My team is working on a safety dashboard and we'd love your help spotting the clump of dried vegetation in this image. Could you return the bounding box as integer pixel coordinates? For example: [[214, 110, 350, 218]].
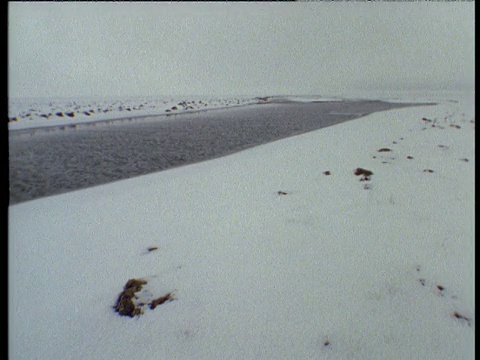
[[114, 278, 175, 318], [114, 278, 148, 317]]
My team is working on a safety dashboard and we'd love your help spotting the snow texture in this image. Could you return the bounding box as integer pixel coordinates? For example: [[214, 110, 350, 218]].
[[9, 92, 474, 359]]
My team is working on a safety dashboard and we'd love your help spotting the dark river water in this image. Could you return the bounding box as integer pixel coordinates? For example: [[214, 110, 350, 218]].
[[8, 100, 429, 204]]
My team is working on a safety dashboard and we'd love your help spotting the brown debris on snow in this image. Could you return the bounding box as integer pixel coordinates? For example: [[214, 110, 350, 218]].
[[377, 148, 392, 152], [353, 168, 373, 181], [114, 278, 148, 317], [149, 293, 174, 310]]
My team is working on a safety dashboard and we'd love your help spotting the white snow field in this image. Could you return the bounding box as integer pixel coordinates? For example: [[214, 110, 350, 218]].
[[9, 92, 474, 359]]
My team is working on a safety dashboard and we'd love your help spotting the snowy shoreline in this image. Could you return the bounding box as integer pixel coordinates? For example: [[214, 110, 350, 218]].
[[9, 92, 474, 359], [9, 98, 432, 205], [8, 95, 265, 131], [8, 94, 437, 132], [8, 95, 348, 131]]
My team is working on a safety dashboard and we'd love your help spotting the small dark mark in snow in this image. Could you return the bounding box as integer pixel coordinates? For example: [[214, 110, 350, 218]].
[[453, 311, 472, 326]]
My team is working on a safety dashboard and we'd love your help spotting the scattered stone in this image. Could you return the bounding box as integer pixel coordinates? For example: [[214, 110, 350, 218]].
[[419, 279, 426, 286], [65, 112, 75, 118], [323, 171, 331, 176], [459, 158, 469, 162], [377, 148, 392, 152], [353, 168, 373, 181], [423, 169, 434, 173], [354, 168, 373, 177], [450, 124, 461, 129], [406, 156, 414, 160], [147, 246, 158, 252], [277, 191, 288, 195], [56, 112, 64, 117]]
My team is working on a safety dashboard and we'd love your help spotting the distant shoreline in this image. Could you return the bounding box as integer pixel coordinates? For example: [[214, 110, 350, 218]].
[[8, 97, 436, 134]]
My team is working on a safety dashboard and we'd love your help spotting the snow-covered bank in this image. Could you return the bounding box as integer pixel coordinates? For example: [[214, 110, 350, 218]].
[[8, 95, 341, 131], [7, 96, 262, 130], [9, 94, 474, 359]]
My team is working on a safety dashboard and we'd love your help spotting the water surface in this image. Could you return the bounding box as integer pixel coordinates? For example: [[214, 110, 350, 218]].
[[9, 100, 430, 204]]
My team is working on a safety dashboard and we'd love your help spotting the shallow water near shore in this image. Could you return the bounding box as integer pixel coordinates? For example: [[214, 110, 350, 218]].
[[8, 100, 429, 204]]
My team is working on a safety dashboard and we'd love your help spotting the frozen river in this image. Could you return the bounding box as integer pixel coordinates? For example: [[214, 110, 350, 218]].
[[9, 99, 430, 204]]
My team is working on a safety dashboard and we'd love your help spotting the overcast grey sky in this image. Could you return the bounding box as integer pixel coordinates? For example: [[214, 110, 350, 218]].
[[8, 2, 474, 98]]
